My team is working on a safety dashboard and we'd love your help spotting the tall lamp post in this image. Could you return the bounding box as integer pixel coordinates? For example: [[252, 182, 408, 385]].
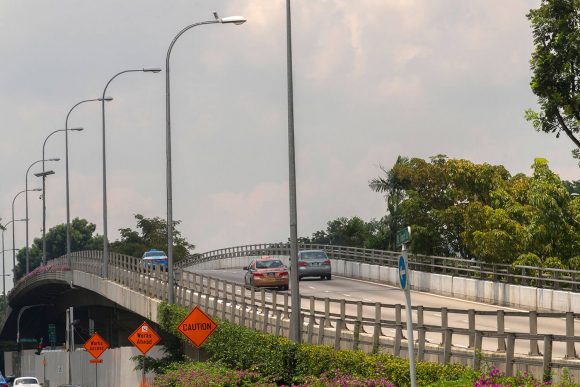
[[2, 219, 25, 295], [26, 158, 59, 274], [12, 188, 41, 284], [101, 68, 161, 279], [42, 128, 83, 266], [164, 12, 246, 304], [65, 98, 112, 269], [285, 0, 301, 342]]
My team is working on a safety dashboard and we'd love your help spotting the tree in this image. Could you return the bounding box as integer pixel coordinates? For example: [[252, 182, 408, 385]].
[[525, 0, 580, 162], [109, 214, 195, 262], [14, 218, 101, 280], [371, 156, 579, 266]]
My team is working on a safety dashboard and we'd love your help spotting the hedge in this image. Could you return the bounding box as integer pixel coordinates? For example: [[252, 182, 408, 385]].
[[157, 302, 468, 386]]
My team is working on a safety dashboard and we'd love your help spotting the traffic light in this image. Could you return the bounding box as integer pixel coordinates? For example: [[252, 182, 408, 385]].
[[35, 338, 44, 355]]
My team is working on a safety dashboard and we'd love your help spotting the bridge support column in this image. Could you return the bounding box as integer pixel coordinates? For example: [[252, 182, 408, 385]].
[[394, 323, 402, 356], [356, 301, 366, 333], [473, 331, 483, 370], [417, 326, 426, 361], [318, 317, 326, 345], [566, 312, 577, 358], [497, 310, 506, 352], [505, 333, 515, 376], [334, 318, 343, 350], [443, 328, 453, 364], [325, 298, 332, 327], [353, 320, 361, 351], [374, 303, 383, 336], [440, 307, 448, 345], [529, 310, 540, 356], [468, 309, 476, 348], [543, 334, 553, 383]]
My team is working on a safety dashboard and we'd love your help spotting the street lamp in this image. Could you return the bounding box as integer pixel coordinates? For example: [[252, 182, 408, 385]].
[[12, 189, 40, 284], [2, 219, 25, 295], [65, 99, 111, 270], [101, 67, 161, 279], [42, 128, 83, 266], [164, 12, 246, 304], [26, 158, 59, 274], [285, 0, 301, 343]]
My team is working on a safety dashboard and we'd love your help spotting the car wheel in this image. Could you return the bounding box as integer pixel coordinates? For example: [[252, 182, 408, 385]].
[[320, 275, 325, 280], [326, 274, 332, 280]]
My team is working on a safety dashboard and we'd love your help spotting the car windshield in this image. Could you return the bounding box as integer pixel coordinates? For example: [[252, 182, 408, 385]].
[[300, 251, 328, 260], [256, 260, 284, 269], [16, 378, 38, 385], [144, 251, 165, 257]]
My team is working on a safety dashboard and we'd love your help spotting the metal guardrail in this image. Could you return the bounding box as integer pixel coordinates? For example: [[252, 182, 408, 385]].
[[176, 243, 580, 291]]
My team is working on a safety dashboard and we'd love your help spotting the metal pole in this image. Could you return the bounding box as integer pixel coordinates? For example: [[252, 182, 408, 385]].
[[1, 228, 5, 295], [12, 190, 32, 283], [286, 0, 301, 343], [165, 19, 219, 304], [25, 159, 47, 274], [101, 69, 159, 279], [65, 99, 104, 269], [401, 245, 417, 387]]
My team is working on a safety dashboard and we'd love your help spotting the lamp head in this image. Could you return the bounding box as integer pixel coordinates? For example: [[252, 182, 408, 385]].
[[49, 158, 60, 162], [32, 188, 42, 192], [100, 97, 113, 102], [143, 67, 162, 73], [220, 15, 247, 25], [70, 127, 84, 132]]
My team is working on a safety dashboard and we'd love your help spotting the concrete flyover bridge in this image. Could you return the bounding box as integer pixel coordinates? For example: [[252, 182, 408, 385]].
[[2, 244, 579, 383]]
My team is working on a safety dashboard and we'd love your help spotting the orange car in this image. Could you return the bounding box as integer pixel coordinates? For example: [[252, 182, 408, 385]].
[[243, 257, 289, 290]]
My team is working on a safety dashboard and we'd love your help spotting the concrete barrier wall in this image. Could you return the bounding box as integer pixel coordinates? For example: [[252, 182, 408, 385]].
[[7, 346, 163, 387], [188, 256, 578, 312]]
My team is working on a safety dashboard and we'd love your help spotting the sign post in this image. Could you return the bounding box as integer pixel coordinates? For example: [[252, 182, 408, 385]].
[[129, 322, 161, 386], [83, 332, 109, 387], [177, 306, 217, 349], [398, 228, 417, 387]]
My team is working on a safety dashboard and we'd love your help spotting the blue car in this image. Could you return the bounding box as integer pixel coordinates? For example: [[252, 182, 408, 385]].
[[142, 249, 168, 269]]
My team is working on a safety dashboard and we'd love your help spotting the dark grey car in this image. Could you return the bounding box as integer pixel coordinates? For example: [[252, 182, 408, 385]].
[[297, 250, 331, 280]]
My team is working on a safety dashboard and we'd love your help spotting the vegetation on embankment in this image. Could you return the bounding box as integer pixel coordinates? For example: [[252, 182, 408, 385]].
[[137, 303, 576, 386]]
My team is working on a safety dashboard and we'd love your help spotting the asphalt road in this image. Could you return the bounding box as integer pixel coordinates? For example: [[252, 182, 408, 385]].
[[187, 267, 579, 358]]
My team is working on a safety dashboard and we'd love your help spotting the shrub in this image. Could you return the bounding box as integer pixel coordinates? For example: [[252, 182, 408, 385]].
[[154, 361, 274, 387]]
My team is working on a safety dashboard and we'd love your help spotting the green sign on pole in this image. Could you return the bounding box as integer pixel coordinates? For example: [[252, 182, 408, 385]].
[[396, 226, 411, 247], [48, 323, 56, 348]]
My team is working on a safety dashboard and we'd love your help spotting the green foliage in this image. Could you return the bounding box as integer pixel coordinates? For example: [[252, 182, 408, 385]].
[[526, 0, 580, 162], [109, 214, 194, 262], [154, 361, 274, 387], [15, 217, 101, 279], [157, 303, 468, 386], [369, 156, 580, 266]]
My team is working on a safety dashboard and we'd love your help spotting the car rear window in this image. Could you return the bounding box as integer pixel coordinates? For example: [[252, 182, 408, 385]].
[[256, 260, 284, 269], [300, 251, 328, 260]]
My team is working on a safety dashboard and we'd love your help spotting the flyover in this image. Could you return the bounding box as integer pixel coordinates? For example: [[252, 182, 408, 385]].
[[1, 244, 579, 383]]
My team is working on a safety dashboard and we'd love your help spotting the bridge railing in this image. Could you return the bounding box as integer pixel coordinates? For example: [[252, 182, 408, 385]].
[[176, 243, 580, 291], [10, 249, 580, 381]]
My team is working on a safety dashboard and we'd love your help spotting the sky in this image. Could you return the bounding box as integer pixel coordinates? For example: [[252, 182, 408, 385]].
[[0, 1, 578, 288]]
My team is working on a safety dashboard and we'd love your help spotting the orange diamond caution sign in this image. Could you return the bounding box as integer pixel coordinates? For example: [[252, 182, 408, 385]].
[[177, 306, 217, 348], [83, 332, 109, 359], [129, 321, 161, 355]]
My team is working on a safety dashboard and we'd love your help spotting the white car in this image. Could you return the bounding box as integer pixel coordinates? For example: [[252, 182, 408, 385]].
[[14, 377, 41, 387]]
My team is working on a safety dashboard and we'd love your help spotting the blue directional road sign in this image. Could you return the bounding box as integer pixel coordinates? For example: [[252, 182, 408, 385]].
[[398, 254, 408, 290]]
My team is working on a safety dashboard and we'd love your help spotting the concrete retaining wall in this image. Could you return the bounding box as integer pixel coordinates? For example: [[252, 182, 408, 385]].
[[5, 346, 163, 387]]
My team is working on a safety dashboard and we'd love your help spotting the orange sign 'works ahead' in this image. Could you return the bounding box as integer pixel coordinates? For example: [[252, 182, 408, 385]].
[[177, 306, 217, 348], [129, 322, 161, 355], [83, 332, 109, 359]]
